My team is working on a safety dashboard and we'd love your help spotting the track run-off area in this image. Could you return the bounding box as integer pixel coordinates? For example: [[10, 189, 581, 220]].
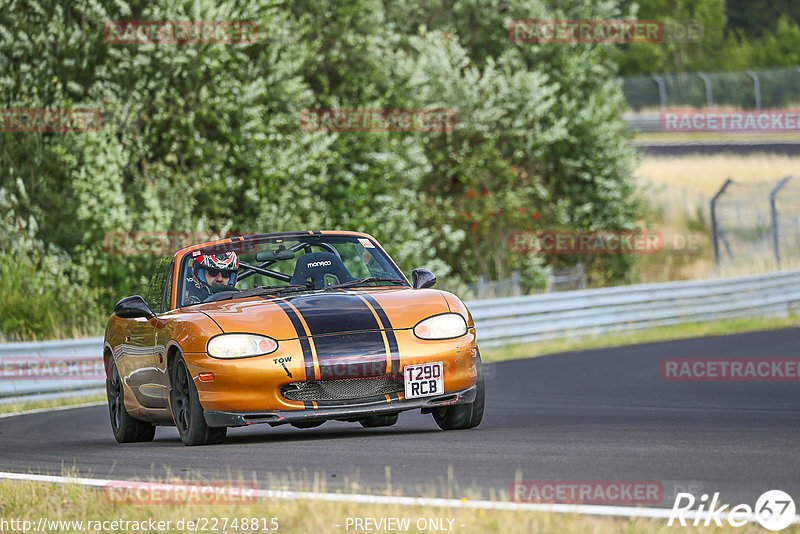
[[1, 328, 798, 521]]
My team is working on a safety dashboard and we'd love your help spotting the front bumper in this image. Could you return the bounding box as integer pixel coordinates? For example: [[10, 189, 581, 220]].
[[188, 328, 478, 413], [203, 385, 477, 427]]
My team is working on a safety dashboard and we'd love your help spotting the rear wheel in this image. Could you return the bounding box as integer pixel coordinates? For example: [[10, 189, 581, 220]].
[[432, 350, 485, 430], [107, 361, 155, 443], [360, 414, 399, 428], [170, 357, 226, 446]]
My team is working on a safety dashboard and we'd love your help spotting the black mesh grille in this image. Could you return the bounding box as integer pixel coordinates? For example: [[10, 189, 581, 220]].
[[282, 376, 403, 401]]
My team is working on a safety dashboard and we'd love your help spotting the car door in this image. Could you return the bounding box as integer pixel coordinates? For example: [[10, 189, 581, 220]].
[[122, 257, 172, 409], [150, 257, 175, 407]]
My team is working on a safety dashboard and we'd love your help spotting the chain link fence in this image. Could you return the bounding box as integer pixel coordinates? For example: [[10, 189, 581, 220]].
[[711, 177, 800, 271], [639, 181, 710, 223], [621, 66, 800, 111], [464, 264, 587, 299]]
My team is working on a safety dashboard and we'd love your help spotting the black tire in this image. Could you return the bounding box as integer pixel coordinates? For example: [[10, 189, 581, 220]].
[[432, 350, 485, 430], [170, 357, 226, 446], [360, 413, 399, 428], [106, 361, 156, 443]]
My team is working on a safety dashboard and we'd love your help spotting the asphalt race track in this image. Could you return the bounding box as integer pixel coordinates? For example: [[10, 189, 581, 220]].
[[1, 328, 798, 509]]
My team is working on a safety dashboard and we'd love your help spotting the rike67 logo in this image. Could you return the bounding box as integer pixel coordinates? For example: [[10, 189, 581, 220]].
[[669, 490, 797, 531]]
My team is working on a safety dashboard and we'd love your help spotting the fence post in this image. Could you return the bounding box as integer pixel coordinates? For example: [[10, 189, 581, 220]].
[[746, 69, 761, 110], [651, 74, 667, 108], [770, 176, 792, 270], [711, 178, 733, 268], [476, 276, 486, 299], [697, 71, 713, 106], [511, 271, 520, 295], [576, 262, 586, 289]]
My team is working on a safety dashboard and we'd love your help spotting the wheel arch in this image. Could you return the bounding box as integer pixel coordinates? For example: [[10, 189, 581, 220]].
[[166, 342, 183, 383], [103, 346, 113, 377]]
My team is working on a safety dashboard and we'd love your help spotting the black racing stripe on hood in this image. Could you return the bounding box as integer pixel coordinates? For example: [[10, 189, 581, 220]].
[[313, 331, 388, 379], [272, 299, 315, 381], [285, 293, 382, 336], [354, 292, 401, 377]]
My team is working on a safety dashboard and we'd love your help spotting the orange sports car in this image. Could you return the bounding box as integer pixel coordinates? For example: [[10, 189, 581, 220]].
[[104, 231, 484, 445]]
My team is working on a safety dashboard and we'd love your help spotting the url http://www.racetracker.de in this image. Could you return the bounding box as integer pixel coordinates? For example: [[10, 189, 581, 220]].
[[0, 516, 280, 532]]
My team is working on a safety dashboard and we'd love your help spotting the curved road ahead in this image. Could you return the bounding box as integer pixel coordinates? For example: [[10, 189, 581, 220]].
[[1, 328, 798, 508]]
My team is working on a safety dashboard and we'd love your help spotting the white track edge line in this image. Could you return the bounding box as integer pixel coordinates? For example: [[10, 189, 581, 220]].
[[1, 471, 798, 525], [0, 401, 105, 419]]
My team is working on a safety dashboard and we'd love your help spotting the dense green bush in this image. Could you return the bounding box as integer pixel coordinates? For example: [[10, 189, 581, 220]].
[[0, 179, 105, 339], [0, 0, 640, 339]]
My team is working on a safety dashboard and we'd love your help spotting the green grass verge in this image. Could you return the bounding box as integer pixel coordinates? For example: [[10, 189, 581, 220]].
[[481, 315, 800, 363], [0, 478, 786, 534], [0, 393, 106, 415]]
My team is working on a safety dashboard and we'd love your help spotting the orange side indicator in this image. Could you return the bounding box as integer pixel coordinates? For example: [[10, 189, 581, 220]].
[[198, 372, 215, 382]]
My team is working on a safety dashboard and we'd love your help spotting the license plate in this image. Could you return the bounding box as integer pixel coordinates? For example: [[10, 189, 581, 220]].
[[403, 362, 444, 399]]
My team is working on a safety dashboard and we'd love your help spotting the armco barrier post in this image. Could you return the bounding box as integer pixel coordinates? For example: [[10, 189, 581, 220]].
[[697, 71, 712, 106], [651, 74, 667, 108], [745, 69, 761, 110]]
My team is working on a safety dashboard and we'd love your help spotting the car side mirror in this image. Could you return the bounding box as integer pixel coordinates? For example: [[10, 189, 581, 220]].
[[114, 295, 155, 319], [412, 269, 436, 289]]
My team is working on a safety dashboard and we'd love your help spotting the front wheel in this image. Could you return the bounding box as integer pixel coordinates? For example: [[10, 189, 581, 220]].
[[432, 350, 485, 430], [107, 361, 155, 443], [170, 357, 226, 446]]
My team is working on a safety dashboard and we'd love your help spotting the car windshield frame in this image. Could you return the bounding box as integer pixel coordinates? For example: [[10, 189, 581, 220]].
[[175, 233, 410, 308]]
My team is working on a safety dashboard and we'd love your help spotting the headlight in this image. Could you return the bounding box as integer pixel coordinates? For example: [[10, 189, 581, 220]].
[[413, 313, 468, 340], [207, 334, 278, 359]]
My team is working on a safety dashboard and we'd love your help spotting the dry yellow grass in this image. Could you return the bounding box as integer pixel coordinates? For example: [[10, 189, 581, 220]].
[[635, 153, 800, 195], [632, 153, 800, 279]]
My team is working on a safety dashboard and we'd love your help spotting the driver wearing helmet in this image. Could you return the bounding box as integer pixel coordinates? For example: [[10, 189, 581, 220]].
[[185, 251, 239, 304]]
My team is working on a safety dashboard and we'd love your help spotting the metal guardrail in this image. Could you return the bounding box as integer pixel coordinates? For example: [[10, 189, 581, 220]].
[[2, 269, 799, 402], [0, 338, 104, 403], [469, 269, 800, 347], [624, 113, 662, 133]]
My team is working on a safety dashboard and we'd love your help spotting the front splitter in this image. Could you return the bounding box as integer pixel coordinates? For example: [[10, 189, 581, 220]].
[[203, 386, 477, 427]]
